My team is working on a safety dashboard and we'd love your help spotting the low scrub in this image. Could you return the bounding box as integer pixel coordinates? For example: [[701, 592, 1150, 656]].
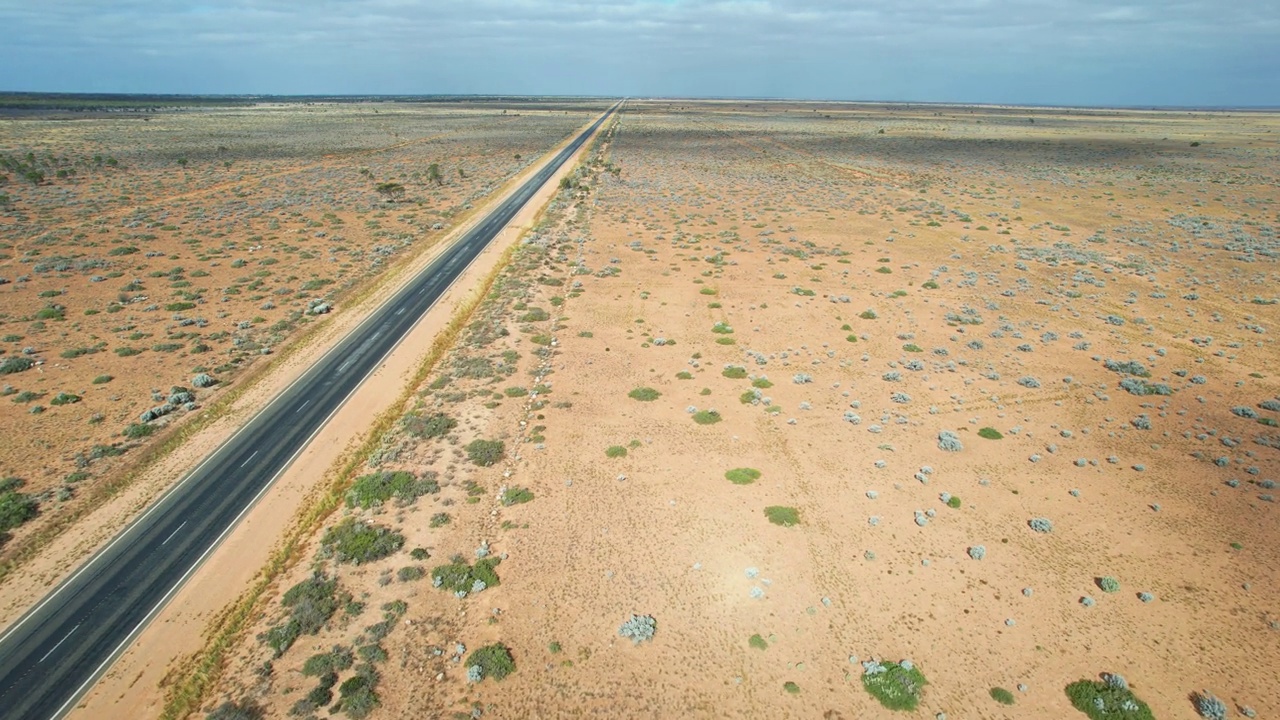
[[991, 687, 1015, 705], [431, 556, 501, 595], [977, 427, 1003, 440], [346, 471, 439, 509], [862, 660, 927, 712], [467, 643, 516, 682], [764, 506, 799, 526], [464, 438, 505, 466], [692, 410, 722, 425], [0, 357, 33, 375], [321, 518, 404, 564], [1065, 676, 1154, 720], [725, 468, 761, 485], [402, 412, 456, 439], [628, 386, 661, 401], [0, 479, 39, 534], [500, 486, 534, 505], [262, 573, 339, 657]]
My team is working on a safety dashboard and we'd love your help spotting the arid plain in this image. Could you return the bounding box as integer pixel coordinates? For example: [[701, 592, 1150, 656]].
[[6, 100, 1280, 720]]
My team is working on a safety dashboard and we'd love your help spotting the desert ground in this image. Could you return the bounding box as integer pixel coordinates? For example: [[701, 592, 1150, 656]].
[[0, 100, 601, 580], [9, 98, 1280, 720]]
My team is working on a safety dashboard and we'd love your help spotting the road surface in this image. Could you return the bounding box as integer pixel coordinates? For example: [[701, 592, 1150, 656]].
[[0, 102, 617, 720]]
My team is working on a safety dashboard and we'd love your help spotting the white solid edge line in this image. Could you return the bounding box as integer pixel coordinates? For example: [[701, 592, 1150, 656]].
[[0, 106, 612, 653], [43, 104, 616, 720]]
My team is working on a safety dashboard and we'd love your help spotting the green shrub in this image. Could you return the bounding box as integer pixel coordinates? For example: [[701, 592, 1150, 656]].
[[991, 687, 1015, 705], [748, 634, 768, 650], [859, 309, 878, 320], [922, 280, 939, 289], [205, 700, 265, 720], [35, 305, 65, 320], [783, 681, 801, 694], [764, 506, 799, 526], [977, 427, 1003, 440], [676, 371, 693, 380], [92, 374, 113, 384], [751, 377, 773, 389], [1065, 678, 1154, 720], [123, 423, 156, 439], [60, 346, 99, 359], [722, 366, 747, 379], [397, 566, 426, 582], [862, 660, 927, 711], [500, 486, 534, 505], [464, 438, 505, 466], [0, 357, 33, 375], [346, 471, 438, 509], [947, 496, 962, 509], [321, 518, 404, 564], [605, 445, 628, 458], [0, 485, 39, 533], [504, 386, 528, 397], [1099, 576, 1120, 593], [402, 412, 456, 439], [467, 643, 516, 681], [725, 468, 761, 485], [302, 646, 354, 677], [431, 557, 501, 594], [902, 344, 922, 353], [336, 665, 379, 718], [166, 302, 197, 312], [429, 512, 451, 528], [628, 387, 661, 401], [115, 346, 142, 357], [12, 391, 42, 404], [263, 573, 339, 656], [692, 410, 722, 425]]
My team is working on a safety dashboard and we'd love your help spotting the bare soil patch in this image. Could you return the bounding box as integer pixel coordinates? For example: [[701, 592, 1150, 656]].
[[200, 101, 1279, 720]]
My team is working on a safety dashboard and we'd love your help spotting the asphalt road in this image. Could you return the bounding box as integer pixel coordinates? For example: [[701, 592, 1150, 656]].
[[0, 102, 617, 720]]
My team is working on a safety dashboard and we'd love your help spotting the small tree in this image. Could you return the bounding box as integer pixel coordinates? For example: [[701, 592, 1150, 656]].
[[374, 182, 404, 202], [427, 163, 442, 185]]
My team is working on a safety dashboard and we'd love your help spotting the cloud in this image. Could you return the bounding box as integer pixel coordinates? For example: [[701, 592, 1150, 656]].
[[0, 0, 1276, 104]]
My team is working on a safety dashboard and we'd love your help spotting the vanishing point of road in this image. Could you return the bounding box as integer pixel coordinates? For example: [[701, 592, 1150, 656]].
[[0, 102, 618, 720]]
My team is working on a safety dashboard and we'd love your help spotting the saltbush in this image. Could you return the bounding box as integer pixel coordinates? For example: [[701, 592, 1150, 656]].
[[937, 431, 963, 452], [618, 614, 657, 644]]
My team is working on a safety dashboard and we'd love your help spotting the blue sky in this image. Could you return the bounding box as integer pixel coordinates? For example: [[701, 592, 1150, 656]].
[[2, 0, 1277, 106]]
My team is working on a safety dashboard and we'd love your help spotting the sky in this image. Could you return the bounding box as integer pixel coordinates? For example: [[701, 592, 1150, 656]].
[[1, 0, 1277, 106]]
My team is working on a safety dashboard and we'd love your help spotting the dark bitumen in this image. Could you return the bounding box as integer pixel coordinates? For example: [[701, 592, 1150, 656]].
[[0, 102, 618, 720]]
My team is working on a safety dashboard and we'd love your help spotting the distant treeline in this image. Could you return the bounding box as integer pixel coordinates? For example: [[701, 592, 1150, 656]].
[[0, 92, 610, 112]]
